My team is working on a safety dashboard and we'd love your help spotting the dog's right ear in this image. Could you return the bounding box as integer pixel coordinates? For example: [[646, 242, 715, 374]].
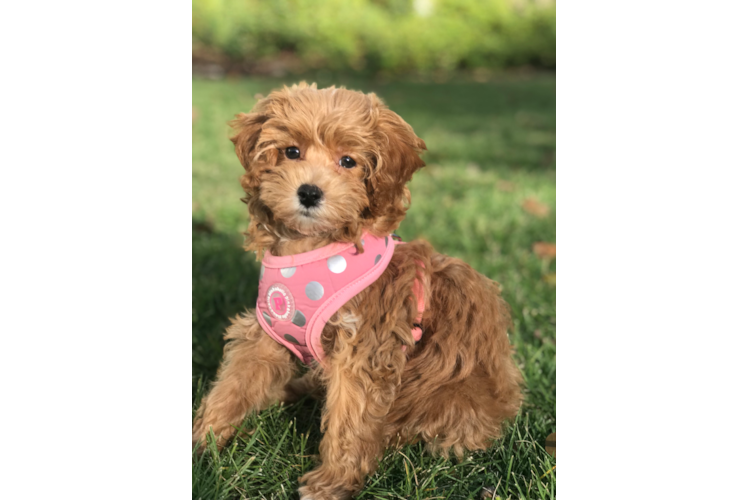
[[229, 108, 270, 192]]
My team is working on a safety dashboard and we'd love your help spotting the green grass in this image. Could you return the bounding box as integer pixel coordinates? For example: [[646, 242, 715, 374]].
[[193, 74, 556, 499]]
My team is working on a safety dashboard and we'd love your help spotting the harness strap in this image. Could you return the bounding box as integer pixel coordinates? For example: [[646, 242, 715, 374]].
[[411, 262, 425, 343], [394, 235, 426, 347]]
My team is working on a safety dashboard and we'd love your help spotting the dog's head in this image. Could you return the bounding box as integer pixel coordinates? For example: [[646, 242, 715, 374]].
[[230, 82, 426, 257]]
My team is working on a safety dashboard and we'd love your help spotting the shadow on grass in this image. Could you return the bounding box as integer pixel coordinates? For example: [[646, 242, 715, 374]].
[[192, 219, 259, 391]]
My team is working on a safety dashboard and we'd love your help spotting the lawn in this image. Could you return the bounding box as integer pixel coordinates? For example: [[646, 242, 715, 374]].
[[192, 74, 556, 499]]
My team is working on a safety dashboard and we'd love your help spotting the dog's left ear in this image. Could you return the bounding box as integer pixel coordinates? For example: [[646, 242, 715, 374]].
[[367, 95, 427, 234]]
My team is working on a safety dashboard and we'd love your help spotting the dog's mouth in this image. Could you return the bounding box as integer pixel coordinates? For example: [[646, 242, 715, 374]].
[[299, 205, 320, 218], [282, 204, 331, 235]]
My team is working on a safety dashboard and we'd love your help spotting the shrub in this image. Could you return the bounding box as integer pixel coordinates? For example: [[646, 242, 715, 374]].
[[192, 0, 555, 74]]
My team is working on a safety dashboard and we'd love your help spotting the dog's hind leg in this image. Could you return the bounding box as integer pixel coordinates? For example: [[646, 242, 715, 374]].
[[388, 366, 522, 458], [192, 311, 295, 451], [384, 257, 524, 457]]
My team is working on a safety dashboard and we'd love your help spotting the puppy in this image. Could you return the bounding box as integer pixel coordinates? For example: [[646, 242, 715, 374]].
[[192, 82, 523, 500]]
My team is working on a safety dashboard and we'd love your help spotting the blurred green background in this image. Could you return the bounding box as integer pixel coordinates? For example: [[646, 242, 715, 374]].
[[193, 0, 555, 77], [193, 2, 555, 499]]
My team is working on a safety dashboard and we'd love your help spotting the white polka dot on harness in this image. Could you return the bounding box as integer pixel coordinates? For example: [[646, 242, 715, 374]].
[[280, 267, 296, 278], [327, 255, 347, 273], [305, 281, 324, 300], [284, 334, 300, 345], [292, 310, 306, 327], [262, 311, 272, 326]]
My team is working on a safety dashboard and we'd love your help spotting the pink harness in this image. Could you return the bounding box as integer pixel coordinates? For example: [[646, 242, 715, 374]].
[[256, 233, 424, 365]]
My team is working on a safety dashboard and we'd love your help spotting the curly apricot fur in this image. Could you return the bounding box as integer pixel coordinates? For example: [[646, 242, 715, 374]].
[[193, 83, 523, 500]]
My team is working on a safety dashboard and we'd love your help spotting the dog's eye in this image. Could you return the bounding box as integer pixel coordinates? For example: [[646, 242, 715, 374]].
[[285, 147, 301, 160], [339, 156, 356, 169]]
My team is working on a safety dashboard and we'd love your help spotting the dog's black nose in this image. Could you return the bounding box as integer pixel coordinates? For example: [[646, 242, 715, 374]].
[[297, 184, 323, 208]]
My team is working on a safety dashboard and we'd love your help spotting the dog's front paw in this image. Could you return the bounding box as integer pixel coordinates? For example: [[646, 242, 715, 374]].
[[298, 467, 356, 500], [298, 484, 344, 500], [192, 418, 210, 453], [297, 485, 327, 500], [192, 417, 236, 454]]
